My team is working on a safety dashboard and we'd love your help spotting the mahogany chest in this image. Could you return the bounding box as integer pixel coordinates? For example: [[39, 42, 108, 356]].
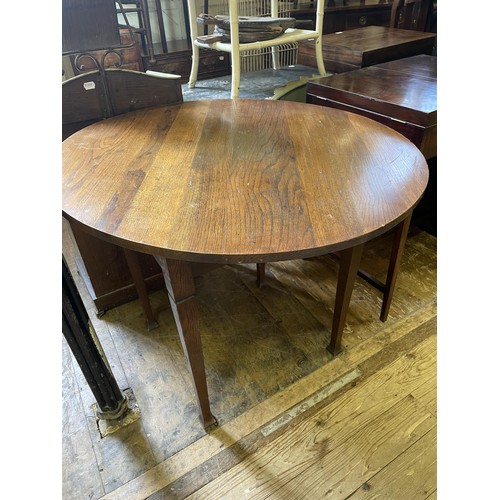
[[306, 54, 437, 159]]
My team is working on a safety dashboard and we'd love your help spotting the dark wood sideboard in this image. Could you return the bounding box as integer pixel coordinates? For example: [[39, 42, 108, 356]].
[[306, 54, 437, 159], [298, 25, 436, 73]]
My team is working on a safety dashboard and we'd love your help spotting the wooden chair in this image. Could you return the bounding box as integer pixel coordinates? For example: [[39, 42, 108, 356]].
[[63, 68, 183, 328], [186, 0, 327, 98]]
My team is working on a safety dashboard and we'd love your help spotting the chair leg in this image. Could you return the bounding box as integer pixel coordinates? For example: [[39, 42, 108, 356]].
[[123, 247, 159, 330], [188, 44, 200, 89], [271, 46, 280, 70], [230, 51, 241, 99], [315, 37, 327, 76]]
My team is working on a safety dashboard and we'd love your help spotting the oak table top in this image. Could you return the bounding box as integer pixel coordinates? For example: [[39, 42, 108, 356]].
[[62, 99, 427, 263], [62, 99, 428, 428]]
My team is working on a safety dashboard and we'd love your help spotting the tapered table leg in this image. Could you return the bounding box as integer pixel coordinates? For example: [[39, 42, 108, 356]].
[[327, 243, 364, 356], [155, 256, 217, 429], [256, 263, 266, 288], [380, 214, 412, 322], [123, 247, 159, 330]]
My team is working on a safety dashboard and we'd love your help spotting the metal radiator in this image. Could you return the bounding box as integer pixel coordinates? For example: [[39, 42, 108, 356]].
[[207, 0, 299, 72]]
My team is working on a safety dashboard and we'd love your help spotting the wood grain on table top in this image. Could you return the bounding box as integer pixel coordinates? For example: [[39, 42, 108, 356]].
[[62, 99, 428, 263]]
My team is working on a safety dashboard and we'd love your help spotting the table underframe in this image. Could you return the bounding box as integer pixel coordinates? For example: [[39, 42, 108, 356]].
[[135, 213, 415, 428]]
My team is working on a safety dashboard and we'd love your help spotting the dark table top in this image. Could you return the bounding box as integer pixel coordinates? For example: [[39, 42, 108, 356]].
[[307, 54, 437, 127], [298, 26, 436, 73], [320, 26, 436, 52]]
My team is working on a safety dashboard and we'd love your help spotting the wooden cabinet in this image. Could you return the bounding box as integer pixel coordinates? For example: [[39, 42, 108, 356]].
[[67, 222, 164, 316], [298, 25, 436, 73], [344, 7, 392, 29], [293, 1, 392, 34], [306, 55, 437, 159], [147, 47, 230, 84]]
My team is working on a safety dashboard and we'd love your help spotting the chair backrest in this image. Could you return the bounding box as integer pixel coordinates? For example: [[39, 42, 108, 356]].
[[62, 68, 183, 140], [390, 0, 432, 31]]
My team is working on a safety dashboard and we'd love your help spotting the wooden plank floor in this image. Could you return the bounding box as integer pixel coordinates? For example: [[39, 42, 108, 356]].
[[62, 219, 437, 499]]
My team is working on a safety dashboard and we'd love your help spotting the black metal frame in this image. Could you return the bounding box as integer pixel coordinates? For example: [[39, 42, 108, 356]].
[[62, 258, 129, 420]]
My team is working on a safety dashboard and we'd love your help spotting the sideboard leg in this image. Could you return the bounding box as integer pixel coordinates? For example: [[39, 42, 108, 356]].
[[155, 256, 217, 429], [327, 243, 364, 356]]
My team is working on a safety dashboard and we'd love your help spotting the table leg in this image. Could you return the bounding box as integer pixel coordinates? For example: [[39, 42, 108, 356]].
[[380, 214, 412, 322], [256, 263, 266, 288], [155, 256, 217, 429], [123, 248, 159, 331], [327, 243, 364, 356]]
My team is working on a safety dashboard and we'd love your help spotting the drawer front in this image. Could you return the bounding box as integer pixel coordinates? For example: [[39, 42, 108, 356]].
[[147, 50, 230, 83], [198, 51, 230, 77], [345, 10, 390, 29]]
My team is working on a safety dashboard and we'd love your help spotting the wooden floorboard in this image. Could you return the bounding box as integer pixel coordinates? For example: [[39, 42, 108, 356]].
[[62, 220, 437, 499], [149, 323, 436, 499], [347, 428, 437, 499], [62, 338, 105, 499]]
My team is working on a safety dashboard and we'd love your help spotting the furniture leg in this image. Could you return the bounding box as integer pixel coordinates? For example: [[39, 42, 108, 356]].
[[229, 0, 241, 98], [230, 54, 241, 99], [123, 247, 159, 330], [188, 43, 200, 88], [380, 214, 412, 322], [314, 36, 327, 76], [271, 46, 280, 70], [155, 256, 217, 429], [256, 263, 266, 288], [327, 243, 364, 356]]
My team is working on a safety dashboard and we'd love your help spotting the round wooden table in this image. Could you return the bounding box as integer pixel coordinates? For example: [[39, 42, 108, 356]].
[[62, 99, 428, 428]]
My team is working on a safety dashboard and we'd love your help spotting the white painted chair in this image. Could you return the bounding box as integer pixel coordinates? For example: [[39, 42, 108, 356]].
[[186, 0, 327, 98]]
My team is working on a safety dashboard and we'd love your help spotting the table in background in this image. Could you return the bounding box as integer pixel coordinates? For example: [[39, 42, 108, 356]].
[[298, 26, 436, 74], [62, 99, 428, 428]]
